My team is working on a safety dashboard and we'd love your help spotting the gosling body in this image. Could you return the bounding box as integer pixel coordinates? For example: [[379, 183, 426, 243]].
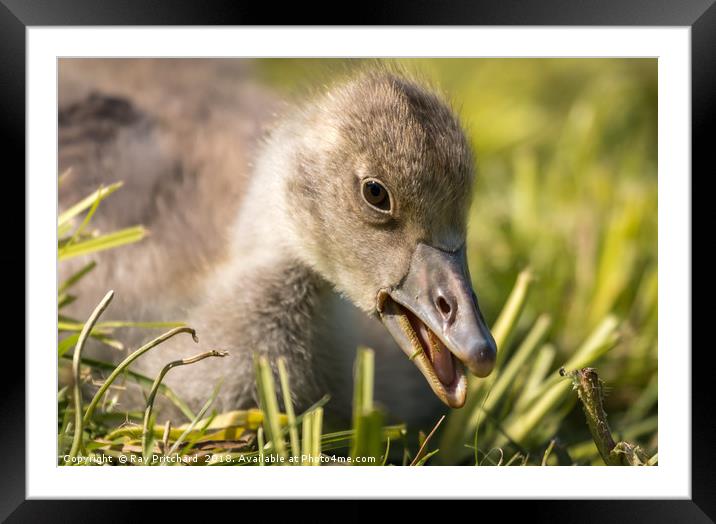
[[59, 59, 491, 430]]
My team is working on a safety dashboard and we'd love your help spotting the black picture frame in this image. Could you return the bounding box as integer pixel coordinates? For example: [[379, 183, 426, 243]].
[[3, 1, 709, 521]]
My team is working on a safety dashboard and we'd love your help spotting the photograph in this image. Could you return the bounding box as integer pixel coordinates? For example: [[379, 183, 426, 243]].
[[0, 0, 707, 512], [56, 57, 658, 468]]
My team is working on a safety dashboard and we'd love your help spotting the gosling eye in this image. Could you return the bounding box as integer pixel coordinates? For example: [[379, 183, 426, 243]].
[[361, 179, 392, 212]]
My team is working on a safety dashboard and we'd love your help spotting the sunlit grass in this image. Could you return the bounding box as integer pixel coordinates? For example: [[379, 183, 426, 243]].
[[58, 58, 657, 466], [256, 58, 657, 465]]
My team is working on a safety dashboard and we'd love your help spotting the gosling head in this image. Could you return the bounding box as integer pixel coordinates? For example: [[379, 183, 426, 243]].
[[284, 70, 497, 408]]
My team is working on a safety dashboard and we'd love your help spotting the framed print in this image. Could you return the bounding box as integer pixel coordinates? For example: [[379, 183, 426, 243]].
[[4, 0, 710, 520]]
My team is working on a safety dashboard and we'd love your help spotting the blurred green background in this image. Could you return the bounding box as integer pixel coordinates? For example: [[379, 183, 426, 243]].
[[256, 58, 658, 464]]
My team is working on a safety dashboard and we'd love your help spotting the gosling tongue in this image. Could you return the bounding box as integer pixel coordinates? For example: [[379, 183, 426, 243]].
[[416, 320, 455, 385]]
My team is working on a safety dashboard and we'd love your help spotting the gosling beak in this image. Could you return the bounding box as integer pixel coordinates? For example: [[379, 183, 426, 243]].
[[377, 243, 497, 408]]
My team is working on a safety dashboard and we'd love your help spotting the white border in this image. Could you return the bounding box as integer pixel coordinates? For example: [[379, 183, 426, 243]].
[[27, 27, 690, 499]]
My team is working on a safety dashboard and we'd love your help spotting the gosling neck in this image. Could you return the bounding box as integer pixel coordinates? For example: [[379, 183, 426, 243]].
[[197, 121, 331, 409]]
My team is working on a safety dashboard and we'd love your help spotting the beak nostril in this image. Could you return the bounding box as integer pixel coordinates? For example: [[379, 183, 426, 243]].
[[436, 296, 452, 318]]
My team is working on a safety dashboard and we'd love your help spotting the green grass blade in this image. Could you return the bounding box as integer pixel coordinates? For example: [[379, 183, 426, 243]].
[[57, 182, 123, 228], [65, 183, 106, 246], [60, 320, 186, 332], [410, 415, 445, 466], [311, 407, 323, 465], [58, 261, 97, 294], [142, 350, 228, 463], [254, 355, 288, 460], [165, 381, 223, 459], [83, 327, 199, 425], [58, 226, 148, 261], [66, 290, 114, 462], [441, 270, 535, 455], [468, 314, 552, 436], [61, 353, 196, 421], [277, 358, 300, 462], [58, 334, 80, 358], [301, 411, 313, 465], [94, 321, 186, 330], [514, 343, 556, 411], [499, 316, 620, 446], [491, 269, 535, 354], [351, 347, 382, 463], [414, 449, 440, 466]]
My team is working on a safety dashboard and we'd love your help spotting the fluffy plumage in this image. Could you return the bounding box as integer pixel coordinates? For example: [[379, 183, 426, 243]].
[[58, 60, 477, 429]]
